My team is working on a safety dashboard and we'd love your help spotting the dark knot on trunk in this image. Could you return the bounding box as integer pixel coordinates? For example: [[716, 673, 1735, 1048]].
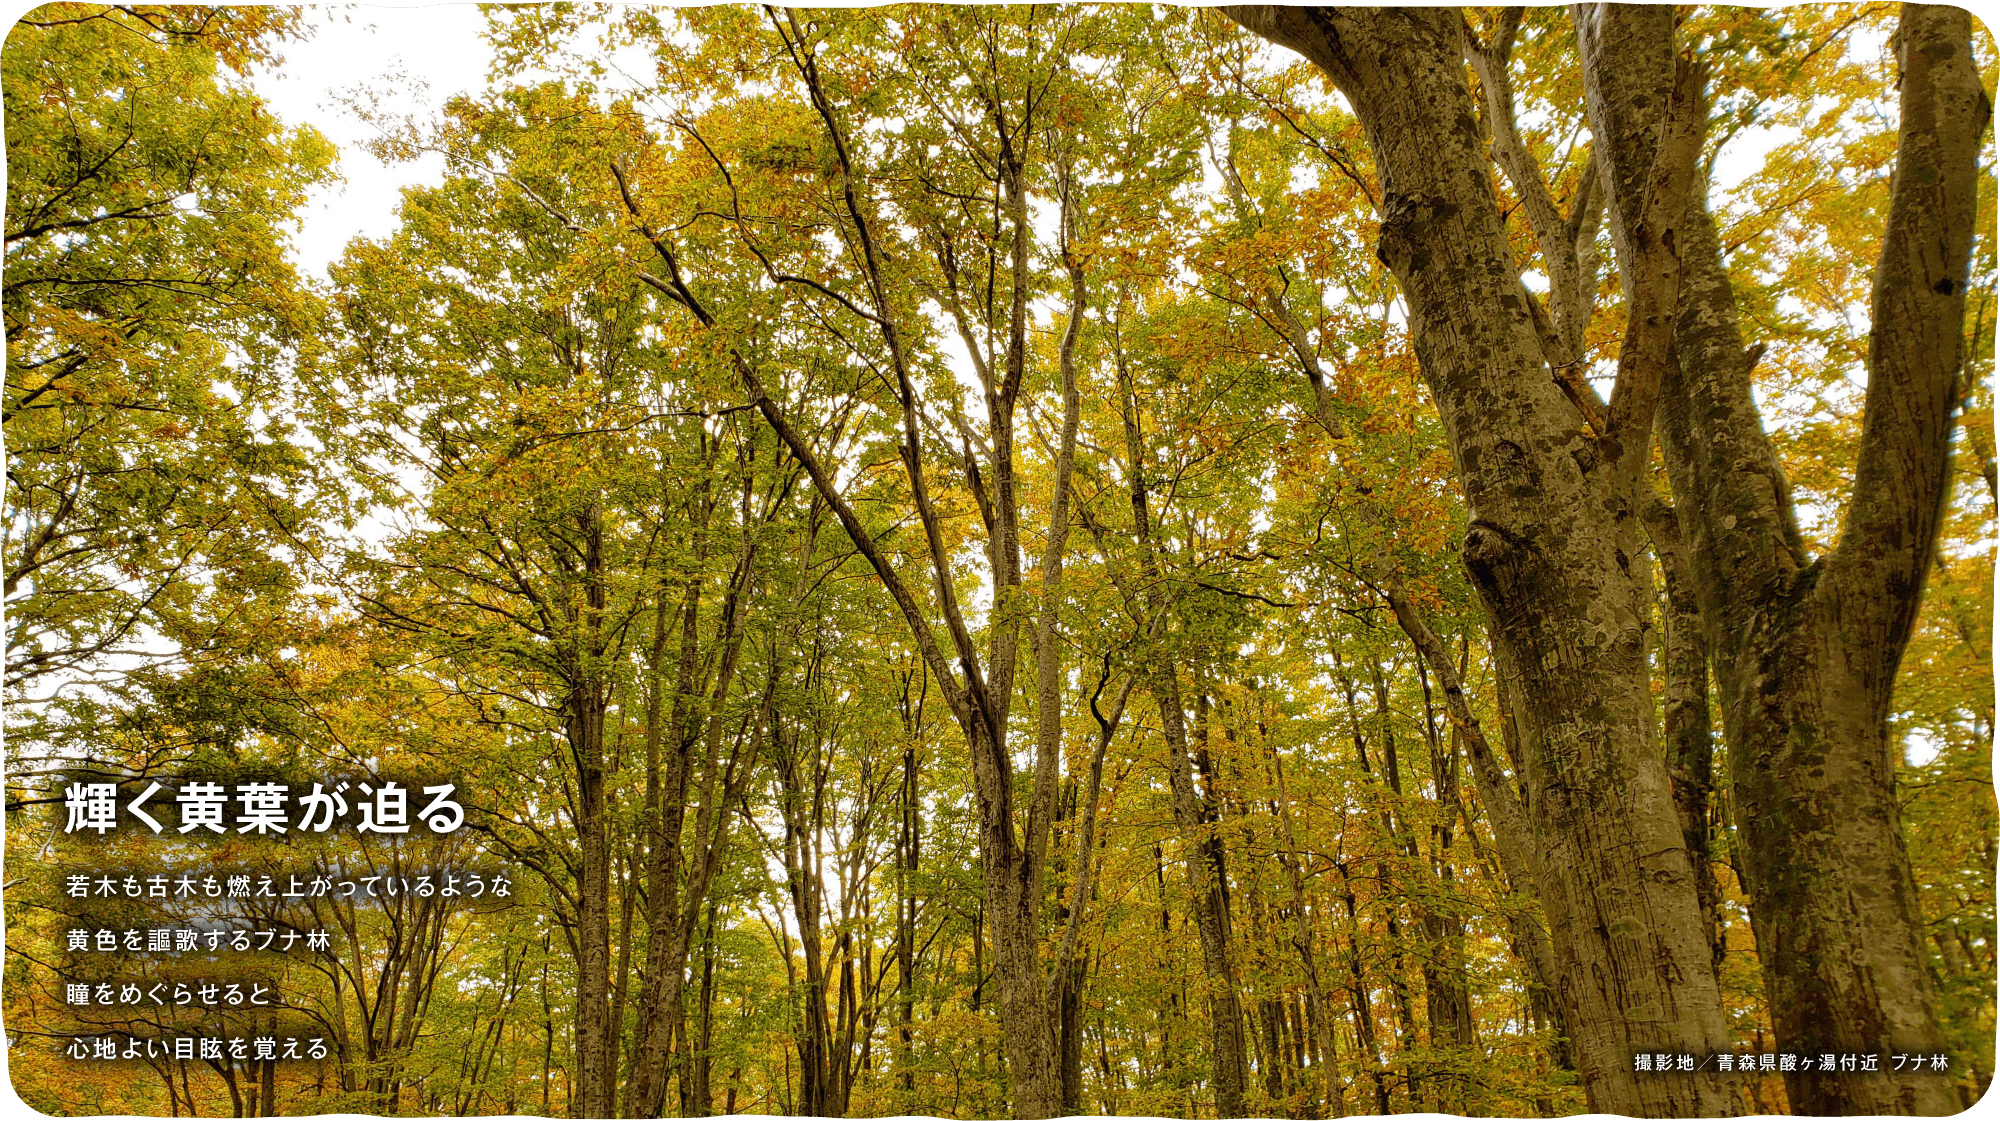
[[1376, 190, 1456, 277]]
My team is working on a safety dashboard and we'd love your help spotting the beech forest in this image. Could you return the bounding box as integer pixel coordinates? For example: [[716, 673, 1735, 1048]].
[[4, 4, 1996, 1118]]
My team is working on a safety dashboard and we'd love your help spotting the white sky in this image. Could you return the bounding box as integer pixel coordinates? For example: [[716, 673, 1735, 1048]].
[[251, 3, 496, 280], [198, 2, 1924, 294]]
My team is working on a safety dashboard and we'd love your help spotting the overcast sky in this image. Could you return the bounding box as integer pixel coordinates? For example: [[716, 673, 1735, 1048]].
[[4, 0, 1886, 284], [250, 3, 496, 279]]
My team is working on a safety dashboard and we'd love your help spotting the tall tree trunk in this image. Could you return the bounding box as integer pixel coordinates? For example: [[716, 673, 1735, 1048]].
[[1416, 657, 1478, 1111], [1056, 950, 1088, 1115], [1366, 663, 1421, 1109], [1577, 5, 1990, 1113], [1115, 325, 1250, 1119], [776, 707, 837, 1118], [1223, 8, 1738, 1113], [1336, 863, 1389, 1116], [258, 1029, 276, 1118], [1269, 736, 1342, 1119], [691, 902, 719, 1116], [219, 1059, 243, 1118], [610, 848, 638, 1092], [1051, 770, 1087, 1117], [895, 666, 925, 1099], [634, 104, 1092, 1111], [625, 533, 761, 1118], [569, 667, 614, 1116]]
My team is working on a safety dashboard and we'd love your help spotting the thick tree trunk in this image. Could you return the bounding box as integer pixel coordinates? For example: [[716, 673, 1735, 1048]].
[[1578, 5, 1990, 1113], [1057, 951, 1088, 1115], [1222, 9, 1738, 1114], [972, 723, 1064, 1119], [1651, 509, 1723, 973]]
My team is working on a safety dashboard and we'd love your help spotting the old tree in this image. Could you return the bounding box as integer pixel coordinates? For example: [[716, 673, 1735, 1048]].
[[1226, 3, 1990, 1116], [7, 3, 1995, 1119]]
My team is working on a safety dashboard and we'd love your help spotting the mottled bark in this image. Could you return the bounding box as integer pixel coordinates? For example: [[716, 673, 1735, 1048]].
[[1647, 503, 1723, 972], [1578, 5, 1990, 1113], [1056, 952, 1088, 1116], [1223, 8, 1736, 1113]]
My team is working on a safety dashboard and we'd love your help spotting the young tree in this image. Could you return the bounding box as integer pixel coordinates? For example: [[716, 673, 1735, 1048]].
[[332, 92, 778, 1114], [567, 8, 1205, 1112]]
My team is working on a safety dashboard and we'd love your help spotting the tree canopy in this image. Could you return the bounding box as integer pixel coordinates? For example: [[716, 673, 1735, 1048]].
[[5, 4, 1993, 1119]]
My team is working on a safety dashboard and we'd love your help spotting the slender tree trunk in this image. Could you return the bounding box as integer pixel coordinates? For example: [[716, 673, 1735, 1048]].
[[777, 713, 836, 1118], [1115, 330, 1250, 1119], [896, 668, 924, 1099], [540, 941, 554, 1117], [1269, 743, 1342, 1119], [1337, 864, 1389, 1116], [625, 532, 762, 1118], [571, 683, 614, 1119], [259, 1039, 276, 1117], [219, 1061, 243, 1118], [1417, 658, 1477, 1111], [1366, 664, 1421, 1109], [1050, 772, 1088, 1117], [699, 906, 720, 1114], [610, 849, 638, 1091], [641, 117, 1089, 1114]]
